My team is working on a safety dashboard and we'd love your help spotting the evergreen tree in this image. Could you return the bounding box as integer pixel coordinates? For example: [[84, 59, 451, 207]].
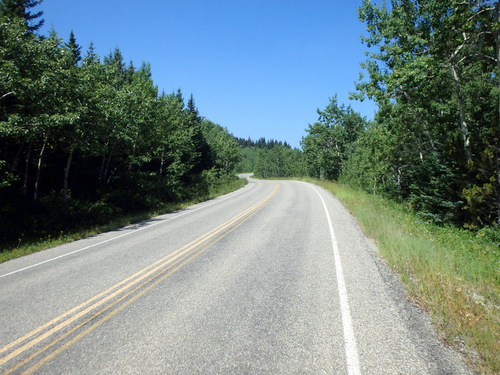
[[187, 94, 199, 121], [185, 94, 212, 174], [65, 31, 81, 66], [0, 8, 254, 245], [82, 42, 99, 65], [125, 60, 135, 84], [0, 0, 44, 32], [201, 119, 241, 174], [103, 47, 127, 87]]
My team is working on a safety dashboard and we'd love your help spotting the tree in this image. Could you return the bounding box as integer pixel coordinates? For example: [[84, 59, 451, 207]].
[[355, 0, 498, 225], [65, 31, 81, 66], [235, 146, 259, 173], [0, 0, 44, 33], [184, 94, 212, 176], [302, 95, 365, 180], [103, 47, 127, 87], [0, 10, 251, 245], [253, 145, 305, 178], [201, 119, 241, 174], [0, 17, 54, 200], [339, 121, 396, 196]]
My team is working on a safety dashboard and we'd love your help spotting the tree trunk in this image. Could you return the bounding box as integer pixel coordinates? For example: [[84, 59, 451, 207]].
[[159, 150, 165, 175], [62, 148, 74, 204], [34, 137, 47, 201], [13, 140, 25, 170], [103, 150, 113, 186], [129, 134, 138, 172], [99, 149, 113, 187], [450, 63, 472, 163], [401, 89, 438, 157], [99, 154, 106, 185], [22, 140, 32, 196]]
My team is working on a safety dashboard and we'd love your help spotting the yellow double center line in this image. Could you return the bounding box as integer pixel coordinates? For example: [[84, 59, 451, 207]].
[[0, 183, 280, 375]]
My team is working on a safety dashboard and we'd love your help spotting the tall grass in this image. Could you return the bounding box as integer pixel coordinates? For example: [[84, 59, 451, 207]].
[[304, 178, 499, 374]]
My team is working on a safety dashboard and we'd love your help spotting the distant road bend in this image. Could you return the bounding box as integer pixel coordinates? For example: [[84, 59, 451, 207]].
[[0, 176, 471, 374]]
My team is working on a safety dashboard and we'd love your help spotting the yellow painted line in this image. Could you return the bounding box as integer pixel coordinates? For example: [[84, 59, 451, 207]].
[[21, 204, 263, 375], [1, 183, 277, 362], [9, 231, 222, 375], [17, 183, 279, 375], [0, 183, 279, 374]]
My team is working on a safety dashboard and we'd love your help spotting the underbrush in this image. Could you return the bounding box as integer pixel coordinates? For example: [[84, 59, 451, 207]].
[[302, 178, 499, 374], [0, 174, 246, 263]]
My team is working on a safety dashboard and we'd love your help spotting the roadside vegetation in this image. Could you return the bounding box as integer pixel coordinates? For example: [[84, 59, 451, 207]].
[[293, 4, 499, 370], [0, 174, 246, 263], [303, 178, 499, 374], [2, 1, 499, 372], [0, 1, 243, 254]]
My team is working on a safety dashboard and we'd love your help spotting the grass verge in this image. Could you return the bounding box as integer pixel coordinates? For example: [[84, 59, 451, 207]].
[[302, 178, 499, 374], [0, 176, 247, 264]]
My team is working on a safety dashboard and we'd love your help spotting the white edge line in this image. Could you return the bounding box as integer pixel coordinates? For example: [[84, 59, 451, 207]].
[[0, 182, 255, 279], [312, 186, 361, 375]]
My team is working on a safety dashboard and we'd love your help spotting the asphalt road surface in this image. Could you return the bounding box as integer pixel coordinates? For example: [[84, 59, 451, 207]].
[[0, 177, 471, 374]]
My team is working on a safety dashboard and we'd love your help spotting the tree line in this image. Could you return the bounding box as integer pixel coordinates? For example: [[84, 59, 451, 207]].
[[303, 0, 499, 228], [237, 0, 498, 231], [0, 0, 241, 246], [235, 137, 306, 178], [235, 137, 290, 149], [1, 0, 498, 248]]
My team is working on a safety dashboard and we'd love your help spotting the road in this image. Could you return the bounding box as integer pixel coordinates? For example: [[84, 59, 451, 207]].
[[0, 177, 471, 374]]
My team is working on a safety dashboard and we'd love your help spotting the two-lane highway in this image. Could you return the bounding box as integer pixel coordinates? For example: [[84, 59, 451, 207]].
[[0, 177, 471, 374]]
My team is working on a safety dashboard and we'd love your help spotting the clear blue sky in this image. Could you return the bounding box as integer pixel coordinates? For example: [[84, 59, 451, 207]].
[[39, 0, 377, 149]]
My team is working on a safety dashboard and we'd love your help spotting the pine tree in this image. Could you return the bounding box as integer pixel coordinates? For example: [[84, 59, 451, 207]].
[[82, 42, 99, 65], [187, 94, 199, 121], [185, 94, 212, 173], [65, 31, 81, 65], [0, 0, 44, 33]]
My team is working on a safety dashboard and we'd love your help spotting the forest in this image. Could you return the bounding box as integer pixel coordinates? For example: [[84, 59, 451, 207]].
[[302, 0, 499, 228], [0, 0, 242, 247], [1, 0, 499, 249], [235, 137, 306, 178]]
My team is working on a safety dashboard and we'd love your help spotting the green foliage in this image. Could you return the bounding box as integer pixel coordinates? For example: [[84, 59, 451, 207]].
[[234, 146, 259, 173], [201, 119, 241, 174], [65, 30, 81, 66], [300, 0, 497, 229], [302, 95, 366, 180], [406, 155, 464, 223], [0, 15, 246, 248], [235, 136, 290, 149], [335, 0, 498, 227], [234, 137, 306, 178], [254, 145, 305, 178], [339, 121, 396, 195], [0, 0, 44, 33]]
